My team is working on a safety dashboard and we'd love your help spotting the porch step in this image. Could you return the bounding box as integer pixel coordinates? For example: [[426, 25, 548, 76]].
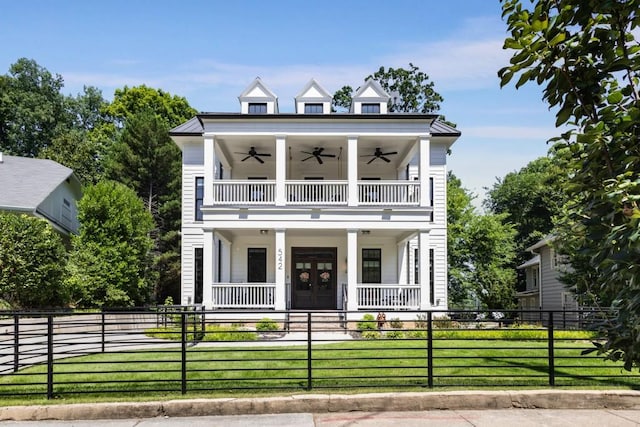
[[286, 313, 346, 332]]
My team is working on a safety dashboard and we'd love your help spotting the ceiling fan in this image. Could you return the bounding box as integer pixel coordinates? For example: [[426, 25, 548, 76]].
[[301, 147, 335, 164], [235, 147, 271, 164], [361, 147, 398, 164]]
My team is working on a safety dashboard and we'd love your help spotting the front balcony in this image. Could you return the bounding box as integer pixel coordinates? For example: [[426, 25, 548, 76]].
[[210, 180, 421, 207]]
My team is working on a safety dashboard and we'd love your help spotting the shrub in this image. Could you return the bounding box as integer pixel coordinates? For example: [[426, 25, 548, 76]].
[[361, 330, 382, 340], [406, 330, 427, 339], [357, 314, 377, 331], [414, 313, 428, 329], [389, 318, 404, 329], [385, 330, 405, 339], [256, 318, 279, 331], [433, 316, 457, 329]]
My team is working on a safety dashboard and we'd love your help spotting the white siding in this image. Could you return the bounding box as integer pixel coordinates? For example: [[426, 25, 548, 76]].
[[37, 181, 80, 234], [181, 230, 204, 305], [181, 143, 205, 226], [540, 246, 566, 311]]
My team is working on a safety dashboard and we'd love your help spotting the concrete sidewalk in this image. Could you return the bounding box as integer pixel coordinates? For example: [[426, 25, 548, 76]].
[[1, 409, 640, 426], [0, 390, 639, 422]]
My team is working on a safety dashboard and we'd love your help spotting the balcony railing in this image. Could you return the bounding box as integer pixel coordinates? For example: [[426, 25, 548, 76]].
[[210, 180, 420, 206], [212, 180, 276, 205], [356, 284, 421, 310], [358, 181, 420, 206], [211, 283, 276, 309], [286, 180, 347, 205]]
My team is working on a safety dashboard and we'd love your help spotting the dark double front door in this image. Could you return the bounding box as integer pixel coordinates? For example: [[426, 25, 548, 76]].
[[291, 247, 337, 309]]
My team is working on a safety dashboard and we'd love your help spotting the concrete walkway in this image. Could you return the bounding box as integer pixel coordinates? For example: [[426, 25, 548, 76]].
[[0, 390, 639, 422]]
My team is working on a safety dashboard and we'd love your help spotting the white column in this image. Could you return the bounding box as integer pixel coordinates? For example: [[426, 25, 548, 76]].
[[347, 136, 358, 207], [397, 241, 408, 285], [418, 230, 430, 309], [275, 136, 286, 206], [347, 229, 358, 310], [203, 229, 215, 308], [221, 239, 231, 282], [275, 229, 286, 310], [203, 135, 216, 206], [419, 135, 430, 207]]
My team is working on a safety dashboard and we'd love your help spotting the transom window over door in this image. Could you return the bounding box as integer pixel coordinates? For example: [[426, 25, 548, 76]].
[[362, 249, 381, 283], [247, 248, 267, 282]]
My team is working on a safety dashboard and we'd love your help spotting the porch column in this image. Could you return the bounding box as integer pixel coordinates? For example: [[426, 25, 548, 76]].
[[397, 241, 408, 285], [419, 135, 430, 207], [203, 229, 215, 308], [218, 234, 232, 282], [347, 229, 358, 310], [275, 229, 286, 310], [203, 134, 217, 206], [347, 136, 358, 207], [418, 230, 430, 309], [275, 136, 286, 206]]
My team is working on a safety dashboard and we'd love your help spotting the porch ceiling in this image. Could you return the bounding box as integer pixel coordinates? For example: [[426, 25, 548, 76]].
[[216, 135, 417, 169], [220, 228, 419, 240]]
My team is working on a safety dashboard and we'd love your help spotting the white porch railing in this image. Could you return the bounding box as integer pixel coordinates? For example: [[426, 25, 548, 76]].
[[211, 283, 276, 309], [356, 284, 421, 310], [209, 180, 420, 206], [286, 180, 348, 205], [358, 181, 420, 206], [212, 180, 276, 205]]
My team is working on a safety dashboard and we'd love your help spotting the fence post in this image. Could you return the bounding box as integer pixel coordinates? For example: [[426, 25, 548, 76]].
[[306, 312, 312, 391], [13, 314, 19, 373], [47, 315, 54, 400], [181, 312, 187, 395], [547, 311, 555, 386], [427, 311, 433, 388]]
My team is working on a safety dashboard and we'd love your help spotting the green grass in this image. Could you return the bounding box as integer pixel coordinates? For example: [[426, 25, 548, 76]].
[[1, 334, 638, 405]]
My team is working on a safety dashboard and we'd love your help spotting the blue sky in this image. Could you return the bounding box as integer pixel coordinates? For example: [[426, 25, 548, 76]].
[[0, 0, 557, 206]]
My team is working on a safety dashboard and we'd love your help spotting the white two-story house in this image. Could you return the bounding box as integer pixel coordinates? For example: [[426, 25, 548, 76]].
[[170, 78, 460, 315]]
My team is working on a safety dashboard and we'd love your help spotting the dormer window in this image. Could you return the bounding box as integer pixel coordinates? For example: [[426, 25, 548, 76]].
[[248, 103, 268, 114], [361, 103, 381, 114], [304, 103, 323, 114]]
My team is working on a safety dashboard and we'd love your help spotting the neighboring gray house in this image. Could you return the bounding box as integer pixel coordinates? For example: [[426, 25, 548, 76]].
[[517, 236, 578, 322], [0, 153, 82, 236]]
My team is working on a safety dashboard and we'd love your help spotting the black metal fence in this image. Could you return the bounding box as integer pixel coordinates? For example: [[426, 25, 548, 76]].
[[0, 308, 636, 400]]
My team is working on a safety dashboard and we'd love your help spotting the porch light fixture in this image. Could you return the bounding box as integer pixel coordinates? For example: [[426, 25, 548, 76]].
[[260, 229, 269, 235]]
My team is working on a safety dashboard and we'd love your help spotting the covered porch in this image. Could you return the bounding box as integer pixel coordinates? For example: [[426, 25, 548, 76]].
[[195, 228, 439, 312]]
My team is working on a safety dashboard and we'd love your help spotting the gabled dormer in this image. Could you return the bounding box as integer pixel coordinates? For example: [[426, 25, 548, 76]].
[[238, 77, 279, 114], [295, 78, 332, 114], [351, 79, 390, 114]]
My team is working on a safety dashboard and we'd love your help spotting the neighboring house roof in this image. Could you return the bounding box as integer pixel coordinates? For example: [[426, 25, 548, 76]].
[[517, 255, 540, 270], [0, 154, 80, 212], [526, 235, 557, 252]]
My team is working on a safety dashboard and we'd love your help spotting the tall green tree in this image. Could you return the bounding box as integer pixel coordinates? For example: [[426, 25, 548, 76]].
[[104, 86, 196, 303], [0, 58, 66, 157], [331, 64, 444, 113], [447, 173, 518, 309], [40, 86, 114, 185], [484, 156, 566, 289], [447, 172, 476, 307], [0, 213, 69, 308], [501, 0, 640, 369], [66, 181, 155, 308]]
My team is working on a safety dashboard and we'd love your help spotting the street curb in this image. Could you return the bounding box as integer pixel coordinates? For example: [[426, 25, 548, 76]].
[[1, 390, 639, 421]]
